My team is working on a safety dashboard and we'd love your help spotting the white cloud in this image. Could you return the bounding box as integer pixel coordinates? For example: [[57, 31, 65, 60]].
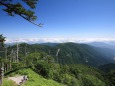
[[5, 38, 115, 44]]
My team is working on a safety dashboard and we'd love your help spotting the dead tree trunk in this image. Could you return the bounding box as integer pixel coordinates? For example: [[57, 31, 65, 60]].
[[56, 49, 60, 63], [16, 43, 19, 62], [0, 34, 5, 85], [0, 63, 4, 85]]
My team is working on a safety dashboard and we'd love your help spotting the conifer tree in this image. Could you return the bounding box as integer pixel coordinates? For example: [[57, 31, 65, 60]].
[[0, 0, 42, 26]]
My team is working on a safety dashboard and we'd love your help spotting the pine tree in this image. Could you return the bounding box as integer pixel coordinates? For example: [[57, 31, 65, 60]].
[[0, 0, 43, 27]]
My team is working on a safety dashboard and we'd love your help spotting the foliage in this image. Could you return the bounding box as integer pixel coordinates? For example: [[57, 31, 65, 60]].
[[7, 42, 112, 67], [82, 75, 106, 86], [0, 34, 5, 48], [1, 42, 115, 86], [33, 62, 107, 86], [2, 78, 17, 86], [98, 63, 115, 73], [25, 52, 42, 67], [0, 0, 37, 20], [98, 63, 115, 85], [7, 68, 65, 86], [104, 70, 115, 86], [11, 62, 23, 70], [34, 61, 51, 78], [0, 0, 42, 26]]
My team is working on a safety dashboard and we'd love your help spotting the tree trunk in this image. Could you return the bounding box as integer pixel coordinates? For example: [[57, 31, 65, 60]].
[[16, 43, 19, 62], [0, 63, 4, 85]]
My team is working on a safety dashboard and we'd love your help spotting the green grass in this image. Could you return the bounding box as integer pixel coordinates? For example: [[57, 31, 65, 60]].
[[2, 78, 17, 86], [5, 68, 65, 86]]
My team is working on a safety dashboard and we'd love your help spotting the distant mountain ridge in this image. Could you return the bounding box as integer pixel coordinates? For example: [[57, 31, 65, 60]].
[[98, 63, 115, 73], [40, 43, 59, 47], [52, 42, 114, 66], [87, 42, 115, 49], [87, 42, 115, 61], [7, 42, 115, 67]]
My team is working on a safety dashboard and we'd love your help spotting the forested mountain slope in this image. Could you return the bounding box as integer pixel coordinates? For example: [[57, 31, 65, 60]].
[[1, 42, 115, 86], [5, 42, 114, 67]]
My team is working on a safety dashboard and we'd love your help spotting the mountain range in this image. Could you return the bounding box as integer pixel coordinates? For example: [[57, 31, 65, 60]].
[[6, 42, 115, 67], [87, 42, 115, 49], [2, 42, 115, 86]]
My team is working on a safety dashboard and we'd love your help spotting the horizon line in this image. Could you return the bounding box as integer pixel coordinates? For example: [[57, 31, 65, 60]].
[[5, 38, 115, 44]]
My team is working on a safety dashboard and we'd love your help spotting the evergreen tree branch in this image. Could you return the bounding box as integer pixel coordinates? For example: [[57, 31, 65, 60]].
[[0, 0, 43, 27]]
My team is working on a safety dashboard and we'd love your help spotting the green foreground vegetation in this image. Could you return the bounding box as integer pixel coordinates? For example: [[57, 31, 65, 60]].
[[2, 79, 17, 86], [3, 64, 114, 86], [0, 41, 115, 86], [2, 68, 65, 86]]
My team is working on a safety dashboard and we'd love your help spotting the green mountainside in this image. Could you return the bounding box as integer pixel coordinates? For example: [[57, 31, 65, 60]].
[[52, 43, 112, 66], [6, 42, 113, 67], [0, 42, 115, 86], [98, 63, 115, 73], [98, 63, 115, 85]]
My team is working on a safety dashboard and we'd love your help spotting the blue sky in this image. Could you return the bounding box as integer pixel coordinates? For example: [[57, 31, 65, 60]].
[[1, 0, 115, 43]]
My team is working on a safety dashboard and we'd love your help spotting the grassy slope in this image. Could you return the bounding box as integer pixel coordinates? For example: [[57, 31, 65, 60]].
[[3, 68, 65, 86], [2, 79, 17, 86], [2, 65, 107, 86]]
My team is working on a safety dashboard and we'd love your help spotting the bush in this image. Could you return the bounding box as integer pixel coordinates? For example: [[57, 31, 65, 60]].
[[12, 62, 23, 70], [34, 62, 51, 78]]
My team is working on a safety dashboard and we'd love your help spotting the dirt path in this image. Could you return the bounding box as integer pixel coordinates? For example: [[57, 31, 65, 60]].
[[8, 75, 27, 85]]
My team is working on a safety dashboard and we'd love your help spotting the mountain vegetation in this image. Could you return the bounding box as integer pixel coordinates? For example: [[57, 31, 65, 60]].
[[98, 63, 115, 73], [87, 42, 115, 63], [0, 41, 115, 86], [5, 42, 113, 66], [98, 63, 115, 85], [0, 0, 115, 86], [3, 68, 65, 86]]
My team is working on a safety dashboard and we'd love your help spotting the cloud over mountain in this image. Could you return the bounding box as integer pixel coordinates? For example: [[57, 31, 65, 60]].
[[5, 38, 115, 44]]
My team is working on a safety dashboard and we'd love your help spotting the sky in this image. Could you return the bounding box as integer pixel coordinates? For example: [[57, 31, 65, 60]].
[[1, 0, 115, 43]]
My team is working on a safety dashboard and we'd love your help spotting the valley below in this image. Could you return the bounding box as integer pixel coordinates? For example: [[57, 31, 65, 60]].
[[0, 42, 115, 86]]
